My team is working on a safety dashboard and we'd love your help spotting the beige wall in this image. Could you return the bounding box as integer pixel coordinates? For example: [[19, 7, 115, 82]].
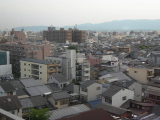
[[48, 97, 69, 109], [9, 108, 22, 118], [128, 67, 154, 84], [20, 60, 48, 83]]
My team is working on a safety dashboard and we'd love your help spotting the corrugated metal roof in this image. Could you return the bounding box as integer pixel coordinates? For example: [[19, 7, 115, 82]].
[[49, 104, 90, 120], [20, 78, 38, 88], [25, 85, 52, 96]]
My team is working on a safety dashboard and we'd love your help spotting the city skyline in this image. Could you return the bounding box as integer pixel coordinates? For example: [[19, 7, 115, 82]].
[[1, 0, 160, 30]]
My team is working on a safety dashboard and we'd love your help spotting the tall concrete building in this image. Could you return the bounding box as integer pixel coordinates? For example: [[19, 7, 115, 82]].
[[45, 50, 90, 82], [0, 42, 52, 74], [0, 51, 12, 79], [43, 26, 86, 43]]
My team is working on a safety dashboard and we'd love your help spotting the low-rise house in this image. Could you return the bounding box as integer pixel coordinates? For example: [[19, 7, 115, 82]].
[[121, 99, 156, 116], [101, 85, 134, 107], [144, 76, 160, 104], [96, 103, 132, 119], [80, 80, 102, 102], [10, 80, 28, 99], [20, 95, 49, 118], [0, 82, 16, 96], [0, 95, 22, 117], [48, 91, 70, 109], [113, 80, 142, 102], [128, 65, 154, 84], [48, 74, 70, 89]]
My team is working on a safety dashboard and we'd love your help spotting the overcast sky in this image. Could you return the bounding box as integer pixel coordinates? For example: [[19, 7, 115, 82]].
[[1, 0, 160, 30]]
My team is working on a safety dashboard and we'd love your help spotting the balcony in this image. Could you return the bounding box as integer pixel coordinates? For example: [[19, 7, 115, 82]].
[[48, 69, 59, 73], [83, 73, 90, 76], [31, 64, 39, 70], [83, 68, 90, 71]]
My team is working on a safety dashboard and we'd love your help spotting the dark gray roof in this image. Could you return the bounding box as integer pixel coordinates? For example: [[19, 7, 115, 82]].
[[101, 86, 122, 98], [120, 99, 133, 109], [0, 95, 22, 111], [80, 80, 99, 89], [113, 80, 135, 88], [21, 58, 52, 65], [96, 103, 131, 116], [29, 96, 48, 107], [149, 105, 160, 116], [50, 74, 69, 83], [20, 78, 38, 88], [46, 83, 60, 91], [10, 80, 24, 89], [20, 96, 48, 109], [0, 82, 16, 92], [63, 83, 74, 92], [16, 88, 27, 96], [25, 85, 52, 96], [51, 91, 70, 100]]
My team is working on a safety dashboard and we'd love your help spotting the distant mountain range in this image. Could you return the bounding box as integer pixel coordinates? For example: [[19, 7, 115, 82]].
[[14, 19, 160, 31]]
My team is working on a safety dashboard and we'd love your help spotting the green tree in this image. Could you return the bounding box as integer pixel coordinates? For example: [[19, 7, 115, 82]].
[[29, 108, 51, 120], [68, 46, 78, 53]]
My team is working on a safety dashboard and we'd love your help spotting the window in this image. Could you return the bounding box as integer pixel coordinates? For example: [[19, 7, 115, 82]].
[[40, 72, 42, 74], [24, 74, 26, 77], [122, 96, 126, 101], [55, 101, 57, 105], [134, 71, 137, 73], [40, 66, 42, 68], [28, 64, 30, 66], [60, 99, 68, 105], [81, 88, 87, 92], [24, 63, 26, 65], [24, 69, 26, 71], [97, 87, 101, 90], [11, 111, 15, 114]]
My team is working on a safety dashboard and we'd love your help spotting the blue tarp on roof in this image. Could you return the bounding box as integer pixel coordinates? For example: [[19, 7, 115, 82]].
[[88, 99, 102, 109]]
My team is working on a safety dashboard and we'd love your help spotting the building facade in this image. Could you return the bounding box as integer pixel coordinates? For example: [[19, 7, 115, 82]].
[[43, 26, 86, 43], [0, 43, 52, 74], [20, 58, 60, 83]]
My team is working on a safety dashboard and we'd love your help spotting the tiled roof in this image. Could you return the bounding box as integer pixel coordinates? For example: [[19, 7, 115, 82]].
[[51, 91, 70, 100], [96, 103, 131, 116], [20, 96, 48, 109], [0, 95, 22, 111], [101, 86, 122, 98], [0, 82, 15, 92]]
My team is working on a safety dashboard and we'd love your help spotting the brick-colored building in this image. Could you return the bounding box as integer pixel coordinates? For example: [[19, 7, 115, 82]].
[[0, 43, 52, 74], [43, 26, 86, 43]]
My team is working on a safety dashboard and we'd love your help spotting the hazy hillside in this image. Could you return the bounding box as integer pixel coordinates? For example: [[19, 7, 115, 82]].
[[14, 19, 160, 31]]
